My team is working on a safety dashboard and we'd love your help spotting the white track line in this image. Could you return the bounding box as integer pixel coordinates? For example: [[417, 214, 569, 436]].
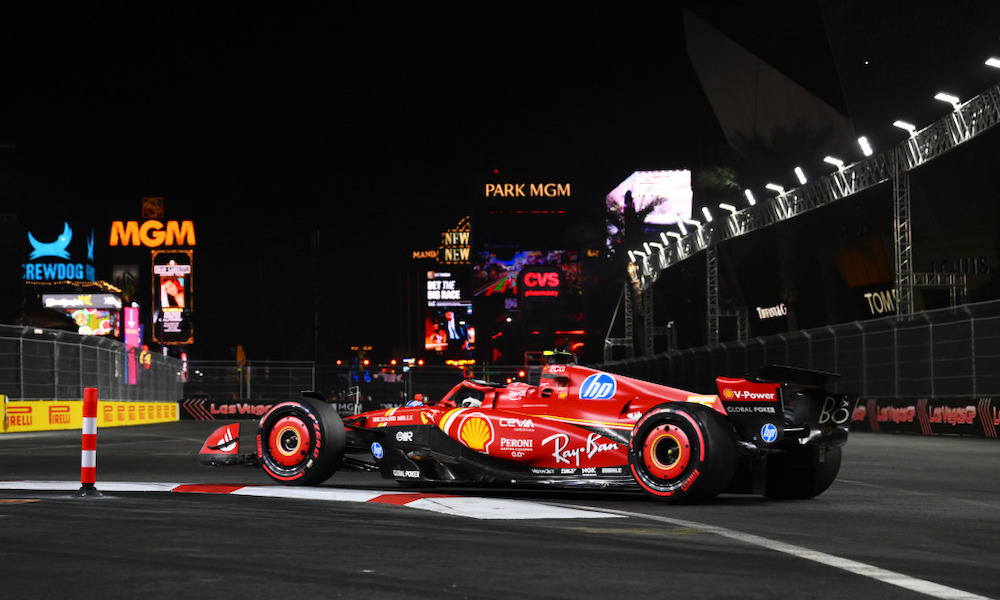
[[583, 507, 993, 600]]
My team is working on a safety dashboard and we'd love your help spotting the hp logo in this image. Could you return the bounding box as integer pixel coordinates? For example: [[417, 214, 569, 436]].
[[580, 373, 617, 400], [760, 423, 778, 444], [371, 442, 384, 459]]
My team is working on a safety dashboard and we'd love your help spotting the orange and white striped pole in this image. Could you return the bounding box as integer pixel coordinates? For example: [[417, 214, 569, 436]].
[[75, 387, 102, 497]]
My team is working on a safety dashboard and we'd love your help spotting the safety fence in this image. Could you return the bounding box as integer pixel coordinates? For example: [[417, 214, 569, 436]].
[[180, 361, 532, 419], [0, 324, 184, 402], [602, 299, 1000, 397]]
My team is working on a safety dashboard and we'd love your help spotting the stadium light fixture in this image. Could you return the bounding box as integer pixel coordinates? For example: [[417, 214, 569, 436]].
[[794, 166, 807, 185], [857, 136, 873, 157], [934, 92, 961, 109], [986, 57, 1000, 69], [701, 206, 714, 222], [649, 241, 664, 254], [664, 231, 682, 242], [676, 221, 687, 235], [744, 189, 756, 206], [764, 183, 785, 195], [823, 156, 845, 169], [719, 203, 737, 216], [893, 120, 917, 136], [683, 218, 703, 231], [643, 242, 652, 255]]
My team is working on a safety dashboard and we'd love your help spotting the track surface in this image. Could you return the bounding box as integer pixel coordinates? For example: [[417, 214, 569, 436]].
[[1, 421, 998, 599]]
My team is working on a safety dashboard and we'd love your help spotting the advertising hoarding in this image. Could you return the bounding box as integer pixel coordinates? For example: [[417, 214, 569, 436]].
[[605, 170, 693, 226], [424, 270, 475, 356], [152, 249, 193, 345]]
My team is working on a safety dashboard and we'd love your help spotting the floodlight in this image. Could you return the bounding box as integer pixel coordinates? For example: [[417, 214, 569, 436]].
[[719, 203, 737, 215], [934, 92, 961, 109], [986, 57, 1000, 69], [676, 221, 687, 235], [765, 183, 785, 195], [682, 218, 703, 231], [794, 167, 807, 185], [665, 231, 682, 242], [857, 136, 873, 157], [744, 189, 756, 206], [823, 156, 845, 169], [701, 206, 713, 222], [893, 120, 917, 136]]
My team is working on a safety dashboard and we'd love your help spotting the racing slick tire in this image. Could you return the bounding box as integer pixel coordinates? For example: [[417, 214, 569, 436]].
[[764, 445, 842, 500], [257, 396, 346, 485], [628, 402, 738, 504]]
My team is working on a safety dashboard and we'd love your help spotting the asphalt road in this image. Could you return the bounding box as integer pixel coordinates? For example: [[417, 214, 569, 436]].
[[1, 421, 998, 599]]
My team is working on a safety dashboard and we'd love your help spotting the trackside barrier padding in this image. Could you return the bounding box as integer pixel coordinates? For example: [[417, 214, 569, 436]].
[[0, 397, 178, 434]]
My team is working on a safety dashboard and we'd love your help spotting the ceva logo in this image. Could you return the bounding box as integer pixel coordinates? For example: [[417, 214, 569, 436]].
[[580, 373, 617, 400], [28, 222, 72, 259]]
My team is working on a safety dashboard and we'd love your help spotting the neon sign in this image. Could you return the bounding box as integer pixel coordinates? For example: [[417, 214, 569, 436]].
[[109, 220, 196, 247], [24, 222, 96, 281]]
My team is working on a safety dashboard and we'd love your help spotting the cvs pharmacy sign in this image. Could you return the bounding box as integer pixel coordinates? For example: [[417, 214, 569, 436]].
[[518, 266, 561, 299]]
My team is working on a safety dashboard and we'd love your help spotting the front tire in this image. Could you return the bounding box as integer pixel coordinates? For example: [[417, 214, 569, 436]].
[[257, 397, 345, 485], [628, 403, 737, 504]]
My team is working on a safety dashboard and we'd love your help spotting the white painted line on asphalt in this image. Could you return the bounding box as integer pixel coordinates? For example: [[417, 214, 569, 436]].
[[582, 507, 992, 600], [0, 481, 620, 520]]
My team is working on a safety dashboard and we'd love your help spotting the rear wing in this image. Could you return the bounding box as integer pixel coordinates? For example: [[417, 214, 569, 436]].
[[745, 364, 840, 389]]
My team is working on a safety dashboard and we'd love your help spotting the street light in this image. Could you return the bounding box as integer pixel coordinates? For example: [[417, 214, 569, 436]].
[[744, 189, 756, 206], [794, 166, 807, 185], [765, 183, 785, 195], [823, 156, 845, 169], [893, 120, 917, 136], [934, 92, 961, 110], [857, 136, 874, 157]]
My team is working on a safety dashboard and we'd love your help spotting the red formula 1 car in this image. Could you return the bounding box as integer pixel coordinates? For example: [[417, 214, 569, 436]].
[[200, 353, 858, 504]]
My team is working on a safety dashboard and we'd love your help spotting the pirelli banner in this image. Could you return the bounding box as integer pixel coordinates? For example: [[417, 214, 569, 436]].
[[1, 397, 179, 434], [851, 397, 1000, 438]]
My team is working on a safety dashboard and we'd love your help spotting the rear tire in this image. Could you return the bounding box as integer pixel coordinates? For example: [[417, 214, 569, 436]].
[[628, 403, 738, 504], [257, 397, 345, 485], [764, 446, 842, 499]]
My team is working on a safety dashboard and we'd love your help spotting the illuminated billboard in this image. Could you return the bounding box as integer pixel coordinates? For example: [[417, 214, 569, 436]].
[[605, 170, 693, 226], [424, 271, 474, 356], [42, 293, 122, 337], [23, 221, 96, 282], [152, 249, 193, 345], [473, 250, 581, 299]]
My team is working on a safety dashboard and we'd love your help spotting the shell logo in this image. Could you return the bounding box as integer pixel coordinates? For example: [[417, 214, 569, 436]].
[[722, 388, 735, 400], [458, 414, 494, 453]]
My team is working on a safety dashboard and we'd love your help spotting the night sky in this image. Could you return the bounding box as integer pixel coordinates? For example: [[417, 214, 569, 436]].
[[10, 2, 846, 361]]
